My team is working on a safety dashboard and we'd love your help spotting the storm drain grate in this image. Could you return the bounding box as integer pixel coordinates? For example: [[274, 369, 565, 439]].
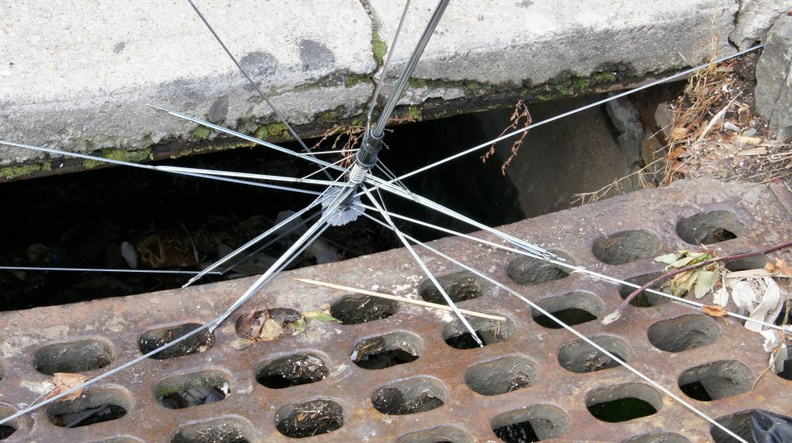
[[1, 178, 791, 442]]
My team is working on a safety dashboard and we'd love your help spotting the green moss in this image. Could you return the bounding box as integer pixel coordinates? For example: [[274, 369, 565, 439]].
[[102, 148, 152, 163], [593, 71, 617, 83], [406, 106, 422, 121], [254, 125, 269, 140], [253, 122, 293, 141], [193, 126, 211, 140], [371, 30, 387, 67], [0, 163, 42, 180]]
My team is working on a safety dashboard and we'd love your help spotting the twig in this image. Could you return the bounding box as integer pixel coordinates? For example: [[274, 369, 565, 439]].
[[293, 277, 505, 321], [604, 239, 792, 324]]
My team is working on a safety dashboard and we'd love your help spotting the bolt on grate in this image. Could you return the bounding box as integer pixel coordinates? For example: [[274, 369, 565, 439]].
[[1, 178, 791, 442]]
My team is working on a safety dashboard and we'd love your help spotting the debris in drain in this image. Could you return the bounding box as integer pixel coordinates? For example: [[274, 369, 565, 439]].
[[256, 354, 329, 389], [372, 386, 444, 415], [276, 399, 344, 438], [50, 404, 128, 428], [295, 277, 505, 320], [233, 307, 341, 349], [138, 323, 215, 359], [157, 385, 229, 409]]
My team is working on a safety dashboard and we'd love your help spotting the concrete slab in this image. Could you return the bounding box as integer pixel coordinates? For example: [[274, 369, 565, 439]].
[[0, 0, 761, 179]]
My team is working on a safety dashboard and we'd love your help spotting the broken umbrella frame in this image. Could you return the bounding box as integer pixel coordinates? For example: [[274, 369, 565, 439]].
[[0, 0, 778, 440]]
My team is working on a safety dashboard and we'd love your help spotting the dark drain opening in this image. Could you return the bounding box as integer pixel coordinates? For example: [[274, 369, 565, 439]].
[[676, 210, 744, 245], [330, 294, 397, 324], [256, 353, 329, 388], [443, 316, 513, 349], [677, 360, 754, 401], [351, 332, 423, 369], [418, 271, 485, 304], [585, 383, 662, 423], [533, 308, 596, 328], [491, 404, 569, 442], [138, 323, 215, 359], [154, 369, 230, 409], [171, 417, 253, 443], [275, 399, 345, 438], [371, 377, 447, 415], [531, 291, 603, 329], [46, 387, 130, 428], [33, 338, 114, 375], [0, 425, 15, 440], [0, 405, 17, 440], [619, 272, 669, 307]]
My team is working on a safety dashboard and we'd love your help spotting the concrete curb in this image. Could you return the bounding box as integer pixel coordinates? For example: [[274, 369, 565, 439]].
[[0, 0, 771, 178]]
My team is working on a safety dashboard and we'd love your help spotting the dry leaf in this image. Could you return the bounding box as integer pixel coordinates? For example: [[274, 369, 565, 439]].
[[765, 261, 776, 273], [701, 305, 728, 317], [45, 372, 88, 402], [255, 318, 284, 341], [775, 258, 792, 276]]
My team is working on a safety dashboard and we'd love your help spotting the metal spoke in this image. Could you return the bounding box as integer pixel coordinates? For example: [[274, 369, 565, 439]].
[[360, 183, 484, 346]]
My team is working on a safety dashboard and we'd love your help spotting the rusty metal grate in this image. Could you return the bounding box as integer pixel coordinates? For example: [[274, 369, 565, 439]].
[[1, 178, 791, 442]]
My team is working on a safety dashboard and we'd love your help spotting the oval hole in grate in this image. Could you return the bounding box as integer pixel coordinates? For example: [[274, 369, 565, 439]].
[[330, 294, 397, 325], [234, 308, 303, 339], [138, 323, 214, 360], [592, 230, 662, 265], [558, 336, 632, 373], [46, 386, 130, 428], [0, 404, 18, 440], [678, 360, 754, 401], [491, 404, 569, 442], [586, 383, 662, 423], [532, 291, 603, 329], [443, 315, 514, 350], [396, 425, 474, 443], [506, 251, 575, 285], [154, 369, 230, 409], [676, 210, 744, 245], [710, 410, 754, 443], [33, 338, 113, 375], [648, 314, 722, 352], [622, 432, 690, 443], [351, 332, 423, 369], [465, 355, 539, 395], [724, 254, 770, 271], [418, 271, 485, 304], [371, 377, 447, 415], [275, 399, 345, 438], [619, 272, 669, 307], [256, 353, 329, 389], [171, 416, 253, 443]]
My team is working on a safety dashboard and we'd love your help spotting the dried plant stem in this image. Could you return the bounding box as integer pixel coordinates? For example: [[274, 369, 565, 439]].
[[608, 240, 792, 323], [294, 277, 505, 321]]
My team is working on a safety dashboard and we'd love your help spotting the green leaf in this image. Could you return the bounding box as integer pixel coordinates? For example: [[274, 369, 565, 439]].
[[303, 311, 343, 323], [655, 253, 681, 264], [292, 319, 307, 335], [694, 270, 718, 299]]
